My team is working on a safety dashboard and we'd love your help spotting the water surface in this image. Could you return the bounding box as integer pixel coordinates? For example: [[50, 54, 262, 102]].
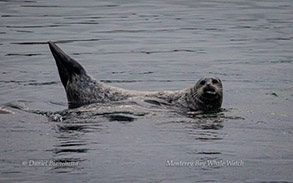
[[0, 0, 292, 182]]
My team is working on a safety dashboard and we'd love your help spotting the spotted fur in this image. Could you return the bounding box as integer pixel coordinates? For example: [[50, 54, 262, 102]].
[[48, 41, 223, 111]]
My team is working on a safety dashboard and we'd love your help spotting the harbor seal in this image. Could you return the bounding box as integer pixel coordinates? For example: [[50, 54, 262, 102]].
[[48, 41, 223, 111]]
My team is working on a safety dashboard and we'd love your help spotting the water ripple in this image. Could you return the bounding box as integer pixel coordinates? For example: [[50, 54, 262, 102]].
[[11, 38, 106, 45]]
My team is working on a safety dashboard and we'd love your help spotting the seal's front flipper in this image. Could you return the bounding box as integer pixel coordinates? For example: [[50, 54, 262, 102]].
[[48, 41, 86, 88]]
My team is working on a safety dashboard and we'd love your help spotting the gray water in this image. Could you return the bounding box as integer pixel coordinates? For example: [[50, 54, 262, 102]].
[[0, 0, 293, 182]]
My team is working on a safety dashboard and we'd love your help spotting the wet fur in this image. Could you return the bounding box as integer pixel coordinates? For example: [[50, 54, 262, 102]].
[[48, 41, 223, 111]]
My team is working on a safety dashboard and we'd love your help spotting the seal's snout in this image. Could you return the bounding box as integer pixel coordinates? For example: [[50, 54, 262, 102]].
[[202, 86, 218, 99], [203, 86, 216, 95]]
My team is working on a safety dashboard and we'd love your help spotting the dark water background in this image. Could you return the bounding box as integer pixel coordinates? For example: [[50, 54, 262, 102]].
[[0, 0, 293, 182]]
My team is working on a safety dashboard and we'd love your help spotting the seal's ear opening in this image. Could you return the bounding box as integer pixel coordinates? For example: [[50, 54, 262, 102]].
[[48, 41, 86, 88]]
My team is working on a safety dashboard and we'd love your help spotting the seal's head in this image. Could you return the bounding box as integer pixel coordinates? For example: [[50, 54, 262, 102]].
[[193, 77, 223, 110]]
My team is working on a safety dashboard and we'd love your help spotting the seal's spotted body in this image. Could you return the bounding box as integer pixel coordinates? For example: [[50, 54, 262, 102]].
[[48, 42, 223, 111], [66, 74, 133, 108]]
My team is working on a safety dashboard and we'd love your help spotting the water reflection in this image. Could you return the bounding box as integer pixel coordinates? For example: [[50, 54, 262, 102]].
[[48, 121, 99, 173]]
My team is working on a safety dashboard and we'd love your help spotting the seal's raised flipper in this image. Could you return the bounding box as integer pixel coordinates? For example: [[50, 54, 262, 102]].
[[48, 41, 95, 108], [48, 41, 132, 109], [48, 41, 86, 88]]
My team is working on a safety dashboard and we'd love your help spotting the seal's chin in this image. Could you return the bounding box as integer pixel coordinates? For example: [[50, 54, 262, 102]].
[[202, 87, 218, 100]]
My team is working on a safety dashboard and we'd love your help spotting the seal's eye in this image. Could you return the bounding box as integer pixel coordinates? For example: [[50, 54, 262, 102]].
[[212, 79, 218, 84], [200, 80, 206, 85]]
